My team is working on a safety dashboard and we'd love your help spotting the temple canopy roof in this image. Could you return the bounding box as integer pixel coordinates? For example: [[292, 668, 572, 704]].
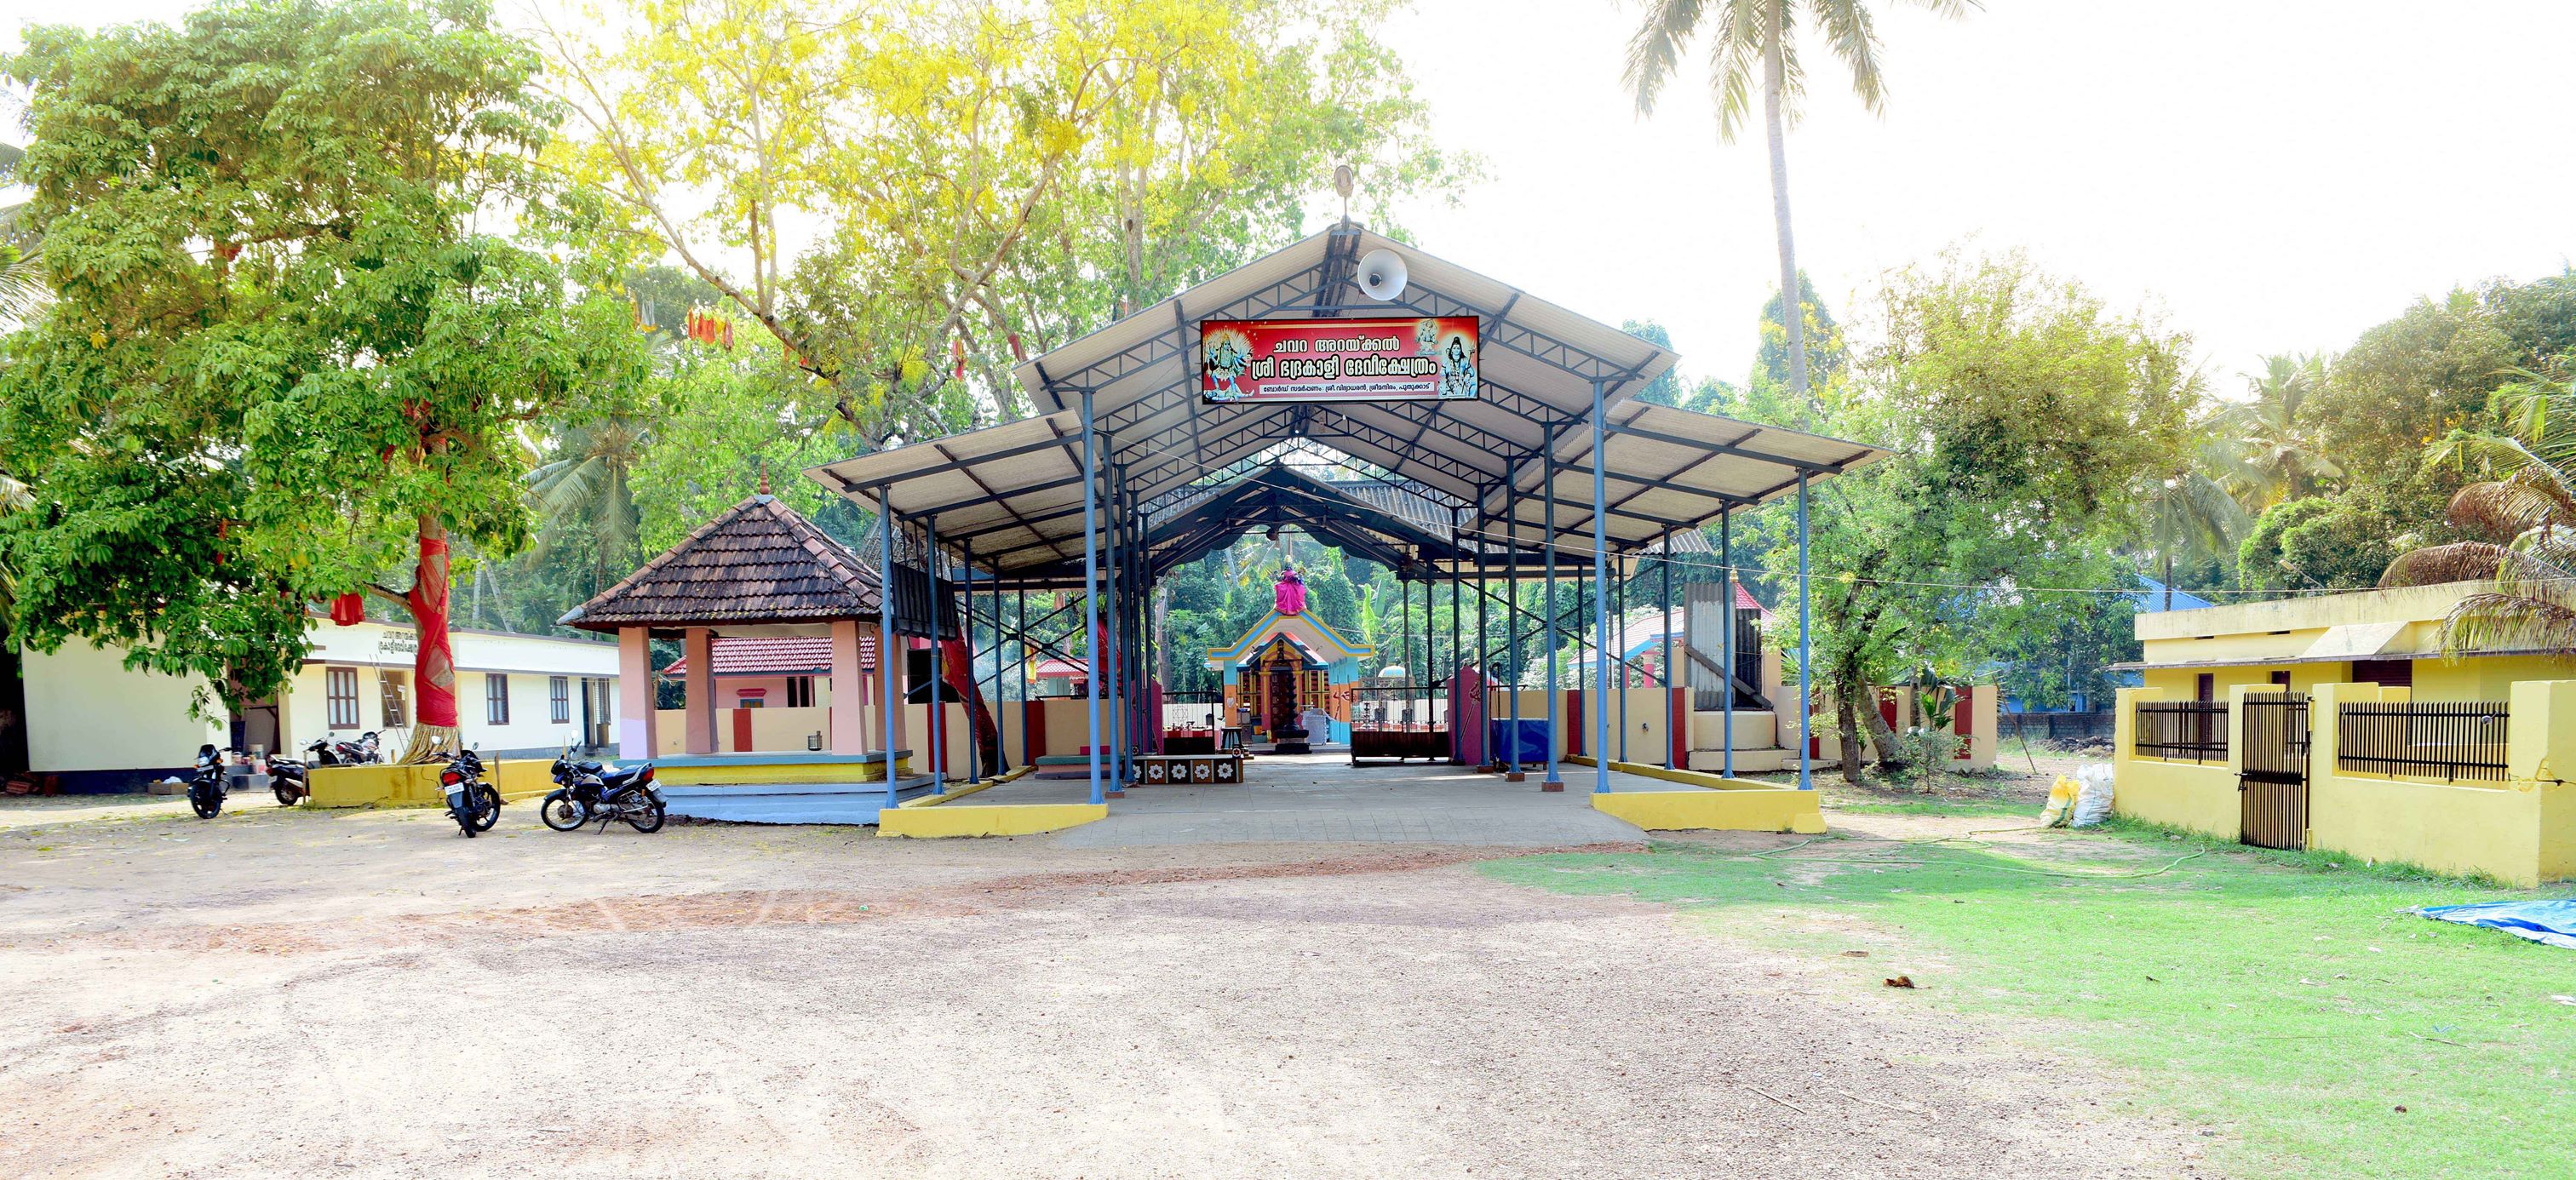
[[1206, 607, 1373, 671], [559, 495, 881, 633], [805, 222, 1882, 585]]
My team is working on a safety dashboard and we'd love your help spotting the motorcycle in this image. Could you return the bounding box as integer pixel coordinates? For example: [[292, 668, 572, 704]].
[[269, 752, 310, 806], [186, 744, 227, 819], [437, 748, 502, 837], [305, 730, 382, 766], [540, 750, 665, 833]]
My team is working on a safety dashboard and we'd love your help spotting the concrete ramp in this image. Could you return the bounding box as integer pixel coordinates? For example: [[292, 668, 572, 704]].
[[661, 778, 932, 826]]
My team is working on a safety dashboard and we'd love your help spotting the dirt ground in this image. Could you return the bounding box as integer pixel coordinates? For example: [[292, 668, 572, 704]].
[[0, 799, 2209, 1179]]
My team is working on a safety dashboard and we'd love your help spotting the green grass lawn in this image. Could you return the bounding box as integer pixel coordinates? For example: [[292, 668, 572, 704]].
[[1481, 819, 2576, 1179]]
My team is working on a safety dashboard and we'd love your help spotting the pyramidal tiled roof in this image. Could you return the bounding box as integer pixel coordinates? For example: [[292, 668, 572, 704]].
[[559, 495, 881, 631]]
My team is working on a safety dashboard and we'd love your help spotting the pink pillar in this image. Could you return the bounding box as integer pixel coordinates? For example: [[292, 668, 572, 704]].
[[885, 633, 909, 763], [616, 627, 657, 759], [829, 620, 868, 756], [683, 627, 715, 755]]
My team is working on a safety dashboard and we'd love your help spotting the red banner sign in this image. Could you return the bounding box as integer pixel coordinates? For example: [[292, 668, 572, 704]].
[[1199, 316, 1478, 404]]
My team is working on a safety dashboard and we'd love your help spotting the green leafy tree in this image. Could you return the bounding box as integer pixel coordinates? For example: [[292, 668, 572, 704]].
[[1625, 0, 1976, 408], [541, 0, 1466, 439], [1757, 270, 1848, 390], [0, 0, 648, 755], [2236, 494, 2404, 592], [1774, 249, 2198, 782]]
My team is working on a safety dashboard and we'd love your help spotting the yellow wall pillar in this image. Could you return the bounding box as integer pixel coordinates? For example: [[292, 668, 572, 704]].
[[2510, 679, 2576, 883]]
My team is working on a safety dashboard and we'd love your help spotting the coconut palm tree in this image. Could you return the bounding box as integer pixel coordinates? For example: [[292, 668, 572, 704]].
[[2212, 352, 2341, 507], [1624, 0, 1976, 405], [524, 416, 651, 595], [2381, 375, 2576, 654], [2142, 455, 2252, 611], [2, 144, 49, 326]]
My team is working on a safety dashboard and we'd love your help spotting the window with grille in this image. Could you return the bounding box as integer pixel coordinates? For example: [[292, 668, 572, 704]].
[[326, 667, 360, 729], [786, 675, 816, 707], [549, 676, 571, 724], [485, 673, 510, 725]]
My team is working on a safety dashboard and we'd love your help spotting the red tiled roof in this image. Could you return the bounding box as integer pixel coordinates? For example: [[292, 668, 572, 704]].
[[559, 495, 881, 631], [661, 636, 835, 677]]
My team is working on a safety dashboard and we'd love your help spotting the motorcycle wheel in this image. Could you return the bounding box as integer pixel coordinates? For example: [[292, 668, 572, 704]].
[[623, 799, 668, 833], [189, 787, 221, 819], [273, 784, 302, 807], [471, 785, 502, 832], [540, 790, 588, 832], [454, 807, 479, 837]]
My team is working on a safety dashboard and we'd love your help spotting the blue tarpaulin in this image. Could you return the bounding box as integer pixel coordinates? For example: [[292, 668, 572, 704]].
[[1488, 719, 1551, 766], [2416, 900, 2576, 949]]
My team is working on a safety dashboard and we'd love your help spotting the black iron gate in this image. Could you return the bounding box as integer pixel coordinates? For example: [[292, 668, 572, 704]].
[[2238, 693, 2310, 850]]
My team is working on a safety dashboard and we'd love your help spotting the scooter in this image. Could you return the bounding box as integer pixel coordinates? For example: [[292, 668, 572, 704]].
[[540, 749, 664, 833], [269, 753, 310, 806], [186, 744, 227, 819], [437, 748, 502, 837], [305, 730, 382, 766]]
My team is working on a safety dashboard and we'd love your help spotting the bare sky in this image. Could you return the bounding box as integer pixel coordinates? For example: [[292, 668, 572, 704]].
[[1380, 0, 2576, 392], [13, 1, 2576, 396]]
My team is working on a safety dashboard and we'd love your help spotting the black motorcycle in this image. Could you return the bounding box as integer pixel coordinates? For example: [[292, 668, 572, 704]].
[[186, 744, 227, 819], [268, 753, 310, 806], [540, 751, 664, 833], [305, 730, 382, 766], [437, 748, 502, 837]]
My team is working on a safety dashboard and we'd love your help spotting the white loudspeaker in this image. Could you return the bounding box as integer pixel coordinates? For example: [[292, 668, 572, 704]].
[[1357, 248, 1408, 301]]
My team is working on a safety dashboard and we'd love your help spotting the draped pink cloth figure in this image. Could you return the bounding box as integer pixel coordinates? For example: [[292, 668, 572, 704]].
[[1273, 567, 1306, 616], [1449, 662, 1486, 766]]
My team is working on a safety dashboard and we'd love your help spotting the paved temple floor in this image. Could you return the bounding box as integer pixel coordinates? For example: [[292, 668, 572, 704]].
[[976, 753, 1656, 847]]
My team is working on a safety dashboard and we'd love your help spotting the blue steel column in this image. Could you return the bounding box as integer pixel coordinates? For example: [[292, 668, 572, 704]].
[[963, 537, 979, 783], [1081, 390, 1104, 807], [1590, 380, 1610, 793], [1722, 510, 1734, 780], [926, 514, 944, 795], [1474, 506, 1489, 766], [1504, 480, 1523, 780], [1104, 482, 1124, 793], [1543, 446, 1563, 790], [1660, 527, 1675, 770], [1616, 550, 1628, 765], [1797, 473, 1813, 792], [877, 488, 900, 809]]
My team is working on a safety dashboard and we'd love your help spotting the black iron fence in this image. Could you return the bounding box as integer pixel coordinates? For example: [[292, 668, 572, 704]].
[[2133, 701, 2229, 763], [2337, 701, 2510, 784]]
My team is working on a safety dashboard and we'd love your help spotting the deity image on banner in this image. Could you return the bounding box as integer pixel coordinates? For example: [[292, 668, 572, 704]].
[[1202, 328, 1254, 401]]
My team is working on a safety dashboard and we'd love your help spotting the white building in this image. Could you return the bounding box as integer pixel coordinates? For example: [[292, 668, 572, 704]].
[[14, 620, 620, 793]]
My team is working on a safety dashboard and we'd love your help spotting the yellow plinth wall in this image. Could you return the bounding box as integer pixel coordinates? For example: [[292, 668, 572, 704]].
[[656, 757, 909, 786], [877, 802, 1106, 839], [2112, 682, 2576, 885], [1565, 756, 1829, 833], [306, 759, 554, 809]]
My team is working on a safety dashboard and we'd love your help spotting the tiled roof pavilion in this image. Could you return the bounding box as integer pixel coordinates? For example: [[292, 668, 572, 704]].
[[556, 494, 895, 761], [560, 494, 881, 633]]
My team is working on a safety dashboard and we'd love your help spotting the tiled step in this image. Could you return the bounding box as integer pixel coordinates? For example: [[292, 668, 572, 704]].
[[1687, 710, 1781, 750], [1686, 747, 1792, 773]]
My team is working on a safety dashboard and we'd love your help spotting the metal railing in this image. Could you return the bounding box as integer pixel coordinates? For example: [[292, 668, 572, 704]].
[[2133, 701, 2229, 764], [2337, 701, 2510, 784]]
